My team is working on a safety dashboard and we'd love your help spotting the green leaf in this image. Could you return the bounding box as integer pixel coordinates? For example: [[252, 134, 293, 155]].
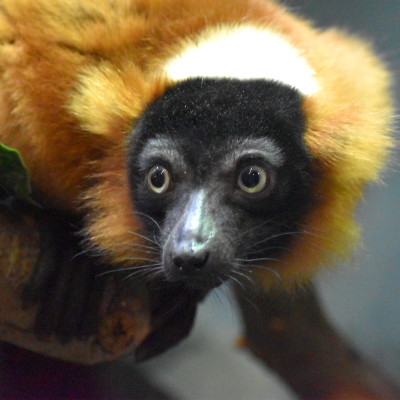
[[0, 142, 32, 201]]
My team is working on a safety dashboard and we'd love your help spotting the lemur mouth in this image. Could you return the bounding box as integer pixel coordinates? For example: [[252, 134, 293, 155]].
[[187, 275, 227, 290], [165, 267, 228, 290]]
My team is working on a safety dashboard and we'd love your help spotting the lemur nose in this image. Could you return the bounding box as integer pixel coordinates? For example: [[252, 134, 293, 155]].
[[170, 189, 214, 276], [173, 249, 210, 274]]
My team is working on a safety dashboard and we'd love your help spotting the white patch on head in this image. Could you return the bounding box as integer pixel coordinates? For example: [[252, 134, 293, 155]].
[[163, 25, 319, 95]]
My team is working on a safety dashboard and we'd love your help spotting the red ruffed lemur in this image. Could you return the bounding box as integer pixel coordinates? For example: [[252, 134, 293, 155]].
[[0, 0, 393, 341]]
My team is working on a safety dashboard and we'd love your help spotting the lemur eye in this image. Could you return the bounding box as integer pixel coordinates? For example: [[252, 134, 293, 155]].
[[147, 166, 171, 193], [238, 165, 268, 194]]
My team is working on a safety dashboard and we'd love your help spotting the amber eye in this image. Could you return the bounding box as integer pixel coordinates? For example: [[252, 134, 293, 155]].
[[147, 166, 171, 194], [238, 165, 268, 194]]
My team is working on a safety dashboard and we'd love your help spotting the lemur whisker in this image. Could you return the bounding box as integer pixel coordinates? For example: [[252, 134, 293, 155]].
[[128, 230, 159, 245], [237, 257, 280, 263], [230, 269, 254, 286], [96, 262, 162, 277], [240, 216, 279, 236], [242, 231, 303, 250], [227, 274, 247, 291], [132, 211, 162, 232], [124, 266, 163, 281], [129, 242, 162, 251], [247, 245, 294, 255], [245, 264, 282, 280]]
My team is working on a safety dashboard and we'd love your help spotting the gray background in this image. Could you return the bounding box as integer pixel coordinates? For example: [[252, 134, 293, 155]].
[[136, 1, 400, 399]]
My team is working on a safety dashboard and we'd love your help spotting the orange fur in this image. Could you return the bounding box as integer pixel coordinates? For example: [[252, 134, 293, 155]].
[[0, 0, 393, 285]]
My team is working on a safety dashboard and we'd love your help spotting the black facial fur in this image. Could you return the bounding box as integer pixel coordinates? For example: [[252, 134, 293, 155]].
[[128, 78, 314, 289]]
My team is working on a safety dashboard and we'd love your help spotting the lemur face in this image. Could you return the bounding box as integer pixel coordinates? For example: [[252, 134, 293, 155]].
[[128, 78, 314, 289]]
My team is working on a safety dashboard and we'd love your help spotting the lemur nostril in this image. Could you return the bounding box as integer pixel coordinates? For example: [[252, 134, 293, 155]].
[[173, 251, 210, 273]]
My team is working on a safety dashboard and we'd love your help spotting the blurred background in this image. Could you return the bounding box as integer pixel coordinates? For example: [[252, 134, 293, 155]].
[[135, 1, 400, 399]]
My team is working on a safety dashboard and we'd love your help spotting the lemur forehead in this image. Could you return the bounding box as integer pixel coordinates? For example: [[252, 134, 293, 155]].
[[163, 24, 319, 96]]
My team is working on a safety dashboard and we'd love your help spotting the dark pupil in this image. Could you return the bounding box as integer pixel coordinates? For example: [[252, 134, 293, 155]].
[[151, 167, 166, 188], [241, 168, 260, 188]]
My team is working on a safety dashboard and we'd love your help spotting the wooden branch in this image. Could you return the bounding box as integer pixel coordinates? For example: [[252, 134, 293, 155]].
[[0, 198, 203, 364]]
